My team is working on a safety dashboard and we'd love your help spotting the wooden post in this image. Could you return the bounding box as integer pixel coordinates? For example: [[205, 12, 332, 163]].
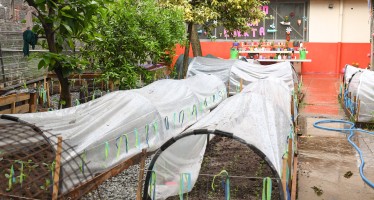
[[43, 75, 47, 90], [50, 80, 54, 95], [291, 95, 295, 118], [281, 158, 288, 200], [29, 92, 37, 113], [109, 80, 114, 92], [291, 156, 298, 200], [10, 102, 15, 114], [37, 82, 43, 106], [240, 79, 243, 92], [52, 136, 63, 200], [288, 138, 293, 190], [136, 149, 147, 200]]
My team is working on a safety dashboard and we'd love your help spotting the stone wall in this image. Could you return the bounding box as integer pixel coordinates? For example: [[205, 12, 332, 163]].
[[0, 0, 42, 89]]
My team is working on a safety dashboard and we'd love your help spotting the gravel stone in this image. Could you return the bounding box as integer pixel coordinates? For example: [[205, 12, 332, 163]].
[[81, 156, 153, 200]]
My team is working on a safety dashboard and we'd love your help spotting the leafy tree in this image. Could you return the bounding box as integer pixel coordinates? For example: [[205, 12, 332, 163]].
[[159, 0, 268, 78], [25, 0, 103, 107], [82, 0, 186, 89]]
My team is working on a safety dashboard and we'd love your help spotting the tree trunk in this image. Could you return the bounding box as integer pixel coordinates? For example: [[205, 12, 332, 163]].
[[55, 67, 72, 108], [44, 25, 72, 108], [181, 22, 193, 79], [191, 24, 202, 57]]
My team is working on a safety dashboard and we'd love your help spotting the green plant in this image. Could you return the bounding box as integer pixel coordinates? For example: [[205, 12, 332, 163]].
[[20, 19, 26, 24], [15, 160, 26, 186], [24, 159, 39, 172], [26, 0, 103, 108], [284, 15, 289, 22], [160, 0, 268, 77], [4, 165, 15, 191], [258, 38, 264, 47], [22, 81, 28, 89], [82, 0, 185, 88], [40, 178, 51, 191], [60, 100, 66, 109], [43, 161, 56, 177]]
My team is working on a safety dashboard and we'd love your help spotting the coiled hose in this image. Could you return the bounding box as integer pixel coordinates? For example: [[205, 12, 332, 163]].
[[313, 119, 374, 188]]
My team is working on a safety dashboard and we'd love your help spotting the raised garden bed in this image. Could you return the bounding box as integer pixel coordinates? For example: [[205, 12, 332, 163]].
[[167, 136, 280, 200], [0, 119, 55, 199]]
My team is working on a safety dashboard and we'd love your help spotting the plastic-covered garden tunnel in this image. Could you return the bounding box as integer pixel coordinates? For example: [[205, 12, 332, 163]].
[[341, 65, 374, 122], [0, 74, 227, 198], [0, 115, 97, 199], [143, 79, 296, 200], [186, 56, 299, 95]]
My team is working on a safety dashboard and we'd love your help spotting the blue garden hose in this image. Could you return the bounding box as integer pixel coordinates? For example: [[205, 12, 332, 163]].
[[313, 119, 374, 188]]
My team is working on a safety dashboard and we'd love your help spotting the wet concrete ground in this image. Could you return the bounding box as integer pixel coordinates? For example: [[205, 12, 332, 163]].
[[298, 74, 374, 199]]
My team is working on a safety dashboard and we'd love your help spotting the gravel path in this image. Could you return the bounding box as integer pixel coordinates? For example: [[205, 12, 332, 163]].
[[82, 156, 153, 200]]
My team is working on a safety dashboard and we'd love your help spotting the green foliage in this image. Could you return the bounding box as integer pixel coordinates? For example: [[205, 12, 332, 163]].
[[40, 178, 51, 191], [15, 160, 26, 186], [82, 0, 186, 89], [26, 0, 104, 77], [160, 0, 268, 37]]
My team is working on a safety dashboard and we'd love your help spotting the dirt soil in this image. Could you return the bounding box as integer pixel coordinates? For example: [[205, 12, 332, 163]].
[[0, 121, 55, 199], [167, 136, 280, 200]]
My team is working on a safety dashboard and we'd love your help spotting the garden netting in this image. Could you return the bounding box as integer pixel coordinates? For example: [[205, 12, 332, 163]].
[[6, 74, 227, 193], [186, 56, 298, 95], [146, 78, 293, 199]]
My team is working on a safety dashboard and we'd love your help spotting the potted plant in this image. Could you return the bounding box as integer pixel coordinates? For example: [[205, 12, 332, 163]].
[[270, 42, 276, 51], [280, 15, 291, 25]]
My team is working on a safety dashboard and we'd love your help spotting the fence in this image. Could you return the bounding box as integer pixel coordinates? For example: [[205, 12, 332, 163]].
[[0, 92, 36, 114]]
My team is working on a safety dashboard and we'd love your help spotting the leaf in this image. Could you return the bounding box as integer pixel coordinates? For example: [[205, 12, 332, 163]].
[[61, 5, 71, 11], [61, 11, 75, 19], [5, 174, 9, 178], [35, 0, 46, 5], [38, 59, 46, 69], [67, 39, 75, 49], [62, 23, 73, 34]]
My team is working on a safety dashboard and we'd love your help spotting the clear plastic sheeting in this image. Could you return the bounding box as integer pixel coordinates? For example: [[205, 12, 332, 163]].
[[187, 57, 298, 95], [344, 64, 362, 85], [7, 74, 227, 193], [229, 61, 297, 95], [356, 70, 374, 122], [149, 79, 292, 200], [348, 71, 363, 98], [187, 57, 236, 83]]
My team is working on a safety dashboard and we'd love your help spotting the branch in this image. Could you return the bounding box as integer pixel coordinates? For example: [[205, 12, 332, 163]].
[[26, 1, 45, 24]]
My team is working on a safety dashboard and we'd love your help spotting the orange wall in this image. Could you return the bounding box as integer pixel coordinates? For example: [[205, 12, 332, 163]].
[[174, 41, 370, 74]]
